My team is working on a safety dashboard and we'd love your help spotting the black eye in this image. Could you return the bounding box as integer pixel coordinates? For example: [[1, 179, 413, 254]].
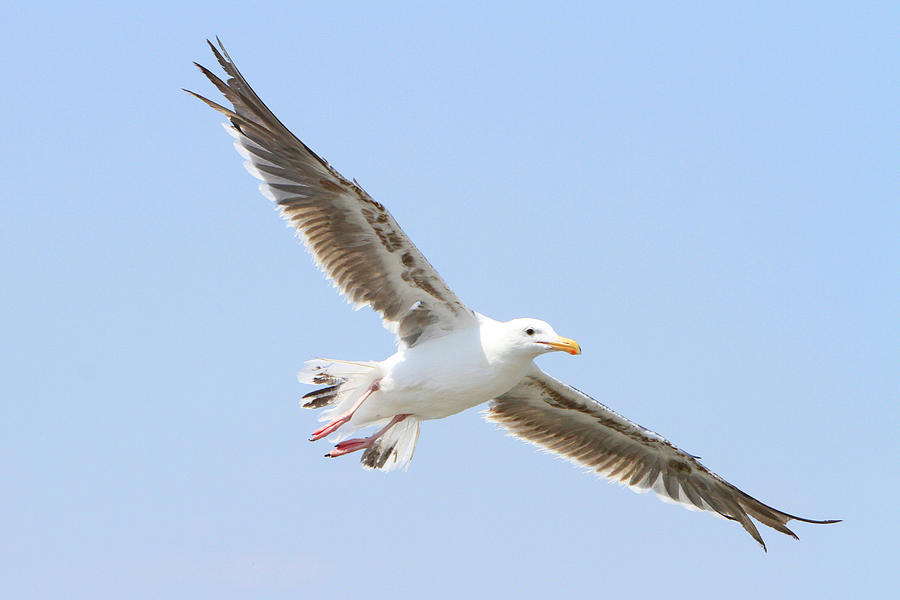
[[525, 328, 535, 336]]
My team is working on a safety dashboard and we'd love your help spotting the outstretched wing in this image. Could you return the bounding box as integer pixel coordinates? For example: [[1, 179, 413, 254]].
[[187, 39, 475, 347], [486, 367, 838, 550]]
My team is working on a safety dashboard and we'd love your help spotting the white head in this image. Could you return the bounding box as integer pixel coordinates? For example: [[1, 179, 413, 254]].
[[493, 318, 582, 359]]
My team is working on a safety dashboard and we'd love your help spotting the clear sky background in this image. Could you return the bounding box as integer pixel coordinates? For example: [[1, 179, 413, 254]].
[[2, 2, 897, 598]]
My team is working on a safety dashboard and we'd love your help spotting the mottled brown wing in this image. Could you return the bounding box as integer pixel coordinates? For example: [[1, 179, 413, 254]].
[[487, 367, 838, 550], [187, 39, 475, 346]]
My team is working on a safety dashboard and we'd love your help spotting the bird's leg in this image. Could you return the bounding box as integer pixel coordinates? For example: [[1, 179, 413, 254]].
[[325, 414, 410, 458], [309, 379, 381, 441]]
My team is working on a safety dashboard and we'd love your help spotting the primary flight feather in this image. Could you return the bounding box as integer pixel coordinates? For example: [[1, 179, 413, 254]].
[[187, 39, 837, 550]]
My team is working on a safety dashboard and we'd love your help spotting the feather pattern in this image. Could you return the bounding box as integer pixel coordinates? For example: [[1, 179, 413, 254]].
[[360, 416, 421, 472], [186, 39, 475, 347], [300, 384, 341, 409], [487, 367, 839, 550]]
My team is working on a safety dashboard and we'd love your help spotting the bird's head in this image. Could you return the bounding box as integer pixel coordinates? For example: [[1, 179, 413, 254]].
[[500, 318, 582, 358]]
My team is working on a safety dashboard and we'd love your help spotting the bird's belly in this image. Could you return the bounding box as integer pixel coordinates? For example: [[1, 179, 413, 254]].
[[384, 388, 492, 420], [356, 355, 528, 422]]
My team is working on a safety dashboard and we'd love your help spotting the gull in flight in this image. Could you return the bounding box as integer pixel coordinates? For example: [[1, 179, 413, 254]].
[[187, 39, 838, 550]]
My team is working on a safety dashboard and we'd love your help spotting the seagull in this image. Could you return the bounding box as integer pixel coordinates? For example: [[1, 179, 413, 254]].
[[187, 39, 838, 550]]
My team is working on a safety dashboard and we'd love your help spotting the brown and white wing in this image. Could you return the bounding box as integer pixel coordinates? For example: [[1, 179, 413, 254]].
[[486, 367, 838, 550], [187, 40, 475, 347]]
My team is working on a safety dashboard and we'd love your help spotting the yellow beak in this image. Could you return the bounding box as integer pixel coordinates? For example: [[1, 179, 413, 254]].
[[542, 336, 582, 355]]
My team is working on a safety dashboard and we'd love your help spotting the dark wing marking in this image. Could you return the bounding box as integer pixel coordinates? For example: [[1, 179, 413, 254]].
[[487, 367, 839, 550], [187, 39, 475, 346]]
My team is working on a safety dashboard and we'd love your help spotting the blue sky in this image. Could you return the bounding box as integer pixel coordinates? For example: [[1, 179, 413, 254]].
[[2, 2, 897, 598]]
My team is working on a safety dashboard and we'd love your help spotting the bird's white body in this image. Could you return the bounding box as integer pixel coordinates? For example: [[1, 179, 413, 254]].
[[353, 315, 537, 423], [303, 316, 573, 443]]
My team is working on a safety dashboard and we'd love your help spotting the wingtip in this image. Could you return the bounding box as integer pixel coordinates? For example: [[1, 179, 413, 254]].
[[792, 516, 843, 525], [192, 61, 215, 78], [206, 36, 232, 65], [182, 88, 212, 105]]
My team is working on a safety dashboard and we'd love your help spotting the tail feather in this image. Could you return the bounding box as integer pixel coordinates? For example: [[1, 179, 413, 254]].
[[298, 358, 381, 441], [297, 358, 377, 385], [298, 358, 378, 412], [298, 357, 421, 471], [361, 417, 421, 472], [301, 384, 341, 409]]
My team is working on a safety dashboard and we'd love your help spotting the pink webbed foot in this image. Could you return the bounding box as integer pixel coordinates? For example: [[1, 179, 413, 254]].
[[324, 414, 410, 459], [325, 437, 373, 458], [309, 416, 350, 442]]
